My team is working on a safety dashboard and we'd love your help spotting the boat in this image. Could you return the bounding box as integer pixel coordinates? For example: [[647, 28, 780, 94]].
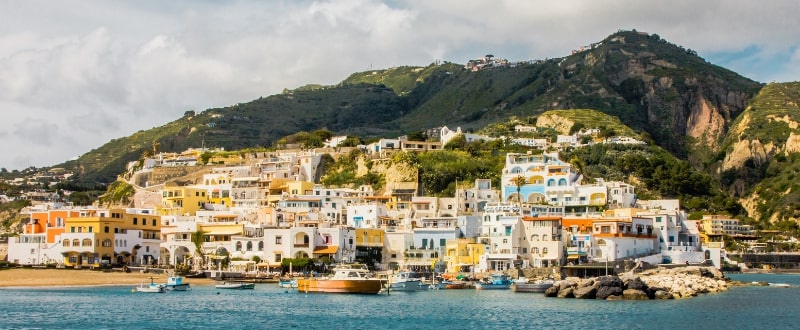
[[511, 278, 554, 293], [386, 271, 427, 291], [474, 273, 513, 290], [215, 281, 256, 290], [278, 278, 298, 288], [136, 277, 166, 293], [164, 276, 191, 291], [296, 264, 384, 294]]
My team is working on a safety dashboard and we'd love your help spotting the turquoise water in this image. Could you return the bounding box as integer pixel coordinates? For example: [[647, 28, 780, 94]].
[[1, 273, 798, 329]]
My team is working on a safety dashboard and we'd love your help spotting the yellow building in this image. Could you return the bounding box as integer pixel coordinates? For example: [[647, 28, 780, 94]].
[[60, 208, 162, 267], [355, 228, 385, 266], [445, 238, 484, 274], [159, 185, 209, 216]]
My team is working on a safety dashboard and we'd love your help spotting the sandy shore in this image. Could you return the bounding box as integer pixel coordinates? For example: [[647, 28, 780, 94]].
[[0, 268, 216, 288]]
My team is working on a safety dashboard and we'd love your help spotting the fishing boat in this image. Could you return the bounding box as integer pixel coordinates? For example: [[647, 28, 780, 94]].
[[164, 276, 191, 291], [296, 264, 384, 294], [511, 278, 554, 293], [215, 281, 256, 290], [278, 278, 298, 288], [474, 273, 512, 290], [386, 271, 427, 291], [136, 277, 166, 293]]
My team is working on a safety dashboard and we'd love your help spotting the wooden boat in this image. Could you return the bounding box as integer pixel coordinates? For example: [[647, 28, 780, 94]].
[[296, 264, 384, 294], [215, 281, 256, 290], [444, 282, 466, 289], [136, 277, 166, 293], [511, 278, 554, 293], [474, 273, 512, 290], [164, 276, 191, 291]]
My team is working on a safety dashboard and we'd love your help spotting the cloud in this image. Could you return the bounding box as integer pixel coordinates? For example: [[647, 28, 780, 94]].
[[0, 0, 798, 171]]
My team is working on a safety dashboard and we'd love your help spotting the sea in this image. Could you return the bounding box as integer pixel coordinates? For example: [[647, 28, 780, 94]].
[[0, 273, 798, 330]]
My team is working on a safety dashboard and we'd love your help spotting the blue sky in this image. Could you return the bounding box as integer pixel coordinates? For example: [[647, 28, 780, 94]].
[[0, 0, 798, 170]]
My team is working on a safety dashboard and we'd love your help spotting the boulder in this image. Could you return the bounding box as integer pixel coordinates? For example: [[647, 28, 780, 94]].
[[544, 286, 559, 297], [578, 278, 595, 288], [605, 294, 624, 300], [622, 289, 649, 300], [557, 287, 575, 298], [596, 286, 623, 300], [624, 277, 648, 291], [654, 290, 673, 299], [596, 275, 623, 288], [573, 286, 597, 299]]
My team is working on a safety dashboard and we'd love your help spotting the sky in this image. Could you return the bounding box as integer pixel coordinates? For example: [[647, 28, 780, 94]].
[[0, 0, 798, 171]]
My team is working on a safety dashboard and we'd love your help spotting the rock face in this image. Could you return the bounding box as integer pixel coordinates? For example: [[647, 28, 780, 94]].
[[545, 266, 728, 301]]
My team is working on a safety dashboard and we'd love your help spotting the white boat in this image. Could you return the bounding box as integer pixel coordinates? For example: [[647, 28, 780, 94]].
[[136, 277, 166, 293], [215, 281, 256, 290], [278, 278, 298, 288], [511, 278, 554, 293], [385, 271, 427, 291], [164, 276, 191, 291]]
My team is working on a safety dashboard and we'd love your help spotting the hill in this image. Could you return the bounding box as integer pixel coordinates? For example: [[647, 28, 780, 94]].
[[61, 30, 761, 186]]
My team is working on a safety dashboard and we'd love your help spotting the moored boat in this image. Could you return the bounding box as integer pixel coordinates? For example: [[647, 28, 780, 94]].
[[164, 276, 191, 291], [386, 271, 427, 291], [278, 278, 298, 288], [511, 278, 554, 293], [296, 264, 384, 294], [474, 273, 512, 290], [215, 281, 256, 290], [136, 277, 166, 293]]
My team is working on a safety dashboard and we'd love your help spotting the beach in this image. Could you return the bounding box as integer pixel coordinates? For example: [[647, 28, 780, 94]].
[[0, 268, 215, 288]]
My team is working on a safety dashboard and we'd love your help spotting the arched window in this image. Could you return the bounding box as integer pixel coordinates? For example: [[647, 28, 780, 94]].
[[236, 241, 243, 251], [532, 247, 539, 254], [531, 234, 539, 241], [246, 242, 253, 251], [542, 234, 548, 241], [542, 247, 548, 254], [258, 241, 264, 251], [558, 178, 567, 186], [102, 239, 112, 247], [72, 239, 80, 246], [547, 179, 555, 186], [63, 240, 70, 247], [82, 239, 92, 246]]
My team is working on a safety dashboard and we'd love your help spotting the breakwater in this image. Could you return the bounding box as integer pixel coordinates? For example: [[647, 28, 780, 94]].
[[544, 266, 728, 299]]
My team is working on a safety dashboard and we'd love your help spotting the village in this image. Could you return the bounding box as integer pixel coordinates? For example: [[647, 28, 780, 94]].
[[3, 125, 755, 281]]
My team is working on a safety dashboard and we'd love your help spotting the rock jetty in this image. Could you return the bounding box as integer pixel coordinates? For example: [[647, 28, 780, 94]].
[[544, 266, 728, 300]]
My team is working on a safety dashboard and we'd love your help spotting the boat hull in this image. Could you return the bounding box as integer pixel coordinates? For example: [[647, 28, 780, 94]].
[[386, 281, 427, 291], [297, 278, 384, 294], [166, 283, 191, 291], [215, 283, 255, 290], [474, 283, 511, 290], [511, 282, 553, 293]]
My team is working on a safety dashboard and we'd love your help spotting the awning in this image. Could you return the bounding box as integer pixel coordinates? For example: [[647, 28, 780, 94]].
[[567, 255, 581, 260], [313, 246, 339, 254]]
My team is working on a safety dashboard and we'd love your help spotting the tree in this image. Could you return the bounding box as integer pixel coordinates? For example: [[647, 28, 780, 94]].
[[511, 174, 526, 207], [191, 229, 208, 271]]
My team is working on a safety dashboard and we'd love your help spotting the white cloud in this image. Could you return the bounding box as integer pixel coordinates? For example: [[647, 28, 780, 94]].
[[0, 0, 798, 171]]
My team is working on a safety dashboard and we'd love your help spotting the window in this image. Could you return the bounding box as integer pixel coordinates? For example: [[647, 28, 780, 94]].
[[88, 227, 93, 233], [104, 226, 109, 233], [275, 254, 282, 262], [236, 241, 242, 251], [258, 241, 264, 251], [63, 240, 70, 247], [133, 218, 138, 225], [246, 242, 253, 251], [276, 236, 282, 244], [82, 239, 92, 246], [152, 219, 156, 226], [542, 247, 548, 254], [102, 239, 112, 247], [440, 238, 446, 247]]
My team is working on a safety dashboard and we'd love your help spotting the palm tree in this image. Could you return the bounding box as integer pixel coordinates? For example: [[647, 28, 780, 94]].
[[191, 229, 208, 271], [511, 174, 526, 209]]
